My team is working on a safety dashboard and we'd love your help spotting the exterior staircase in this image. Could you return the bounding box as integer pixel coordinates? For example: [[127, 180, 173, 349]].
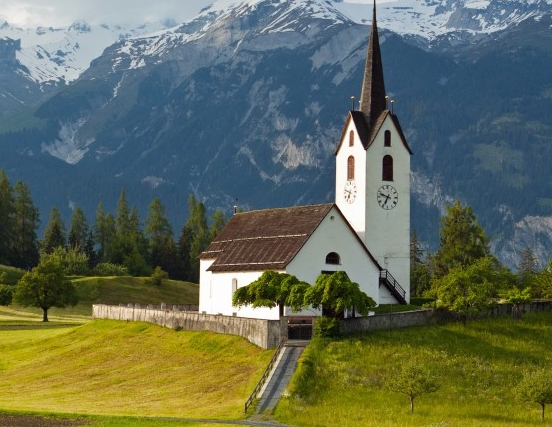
[[379, 270, 407, 305]]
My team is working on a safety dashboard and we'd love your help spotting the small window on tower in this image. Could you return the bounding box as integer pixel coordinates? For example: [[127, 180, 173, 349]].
[[382, 155, 393, 181], [384, 130, 391, 147], [326, 252, 340, 265], [349, 130, 354, 147], [347, 156, 355, 180]]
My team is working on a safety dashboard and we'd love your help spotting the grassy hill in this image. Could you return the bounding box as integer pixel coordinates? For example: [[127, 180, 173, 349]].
[[275, 310, 552, 427]]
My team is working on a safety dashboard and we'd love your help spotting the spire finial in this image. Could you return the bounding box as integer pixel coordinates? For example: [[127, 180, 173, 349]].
[[359, 0, 386, 128]]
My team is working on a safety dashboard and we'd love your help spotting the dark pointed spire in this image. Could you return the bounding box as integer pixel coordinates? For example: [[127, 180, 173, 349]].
[[359, 0, 387, 128]]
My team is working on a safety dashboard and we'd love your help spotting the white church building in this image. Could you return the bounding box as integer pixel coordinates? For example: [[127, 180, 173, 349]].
[[199, 2, 412, 322]]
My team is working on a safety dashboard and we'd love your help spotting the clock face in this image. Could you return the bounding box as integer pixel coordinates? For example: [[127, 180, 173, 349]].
[[343, 181, 357, 204], [377, 184, 398, 210]]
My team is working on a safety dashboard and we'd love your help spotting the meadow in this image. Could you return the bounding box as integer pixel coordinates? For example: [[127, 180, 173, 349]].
[[276, 310, 552, 427]]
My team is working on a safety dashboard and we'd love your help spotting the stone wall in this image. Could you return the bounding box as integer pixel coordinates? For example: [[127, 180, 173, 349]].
[[93, 304, 284, 349]]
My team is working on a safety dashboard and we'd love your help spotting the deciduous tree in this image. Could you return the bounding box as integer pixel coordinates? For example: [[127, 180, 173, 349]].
[[304, 271, 376, 318], [517, 368, 552, 421], [386, 362, 440, 414], [13, 254, 78, 322]]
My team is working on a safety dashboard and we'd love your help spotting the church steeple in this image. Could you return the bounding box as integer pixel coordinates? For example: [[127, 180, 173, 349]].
[[359, 0, 387, 128]]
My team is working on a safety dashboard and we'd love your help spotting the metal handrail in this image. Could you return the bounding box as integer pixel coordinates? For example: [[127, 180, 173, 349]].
[[244, 336, 287, 413], [379, 270, 406, 299]]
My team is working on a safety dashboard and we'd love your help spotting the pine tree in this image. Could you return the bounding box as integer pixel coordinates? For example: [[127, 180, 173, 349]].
[[432, 200, 490, 279], [410, 230, 431, 297], [40, 207, 66, 255], [185, 195, 209, 283], [0, 169, 14, 264], [518, 246, 538, 289], [145, 198, 175, 274], [94, 202, 116, 263], [68, 207, 89, 251], [209, 209, 226, 241], [11, 180, 39, 269]]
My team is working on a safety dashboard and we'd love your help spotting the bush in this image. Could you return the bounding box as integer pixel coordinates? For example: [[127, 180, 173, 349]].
[[91, 263, 129, 277], [314, 316, 340, 338], [0, 284, 14, 306], [145, 266, 169, 287]]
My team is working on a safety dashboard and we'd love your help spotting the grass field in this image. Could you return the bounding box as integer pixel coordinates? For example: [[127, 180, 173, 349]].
[[275, 310, 552, 427]]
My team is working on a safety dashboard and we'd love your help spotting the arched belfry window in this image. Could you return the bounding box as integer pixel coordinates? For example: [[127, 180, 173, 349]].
[[347, 156, 355, 180], [349, 130, 354, 147], [326, 252, 340, 265], [382, 155, 393, 181], [384, 130, 391, 147]]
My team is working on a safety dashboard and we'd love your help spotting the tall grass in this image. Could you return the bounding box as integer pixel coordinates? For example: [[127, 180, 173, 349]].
[[275, 311, 552, 427]]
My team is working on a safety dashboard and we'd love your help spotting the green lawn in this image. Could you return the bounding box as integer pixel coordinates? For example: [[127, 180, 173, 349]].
[[275, 310, 552, 427], [0, 320, 273, 423]]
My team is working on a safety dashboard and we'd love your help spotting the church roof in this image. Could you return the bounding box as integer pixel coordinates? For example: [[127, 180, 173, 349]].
[[200, 204, 335, 272]]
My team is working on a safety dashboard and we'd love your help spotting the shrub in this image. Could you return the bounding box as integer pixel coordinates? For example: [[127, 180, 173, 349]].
[[0, 284, 14, 306], [91, 263, 128, 277], [146, 266, 169, 287], [314, 316, 340, 338]]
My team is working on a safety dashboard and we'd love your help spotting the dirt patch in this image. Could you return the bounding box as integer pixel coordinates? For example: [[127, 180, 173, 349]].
[[0, 415, 88, 427]]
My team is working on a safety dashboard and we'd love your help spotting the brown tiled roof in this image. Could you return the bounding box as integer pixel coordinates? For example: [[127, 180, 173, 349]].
[[200, 204, 334, 272]]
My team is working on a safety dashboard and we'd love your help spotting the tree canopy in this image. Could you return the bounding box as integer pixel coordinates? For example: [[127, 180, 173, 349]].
[[13, 254, 78, 321]]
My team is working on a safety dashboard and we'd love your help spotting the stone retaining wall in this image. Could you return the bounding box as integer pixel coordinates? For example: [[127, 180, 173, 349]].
[[93, 304, 284, 349]]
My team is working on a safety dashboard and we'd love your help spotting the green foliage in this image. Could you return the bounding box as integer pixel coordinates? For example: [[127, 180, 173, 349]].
[[501, 286, 532, 320], [433, 256, 512, 324], [91, 262, 128, 277], [304, 271, 376, 318], [40, 207, 66, 255], [48, 246, 90, 276], [385, 361, 440, 414], [313, 316, 340, 338], [432, 200, 490, 279], [532, 260, 552, 298], [232, 270, 310, 316], [410, 230, 431, 297], [516, 368, 552, 421], [517, 246, 538, 289], [11, 180, 39, 268], [145, 266, 169, 287], [0, 272, 14, 305], [13, 254, 79, 321]]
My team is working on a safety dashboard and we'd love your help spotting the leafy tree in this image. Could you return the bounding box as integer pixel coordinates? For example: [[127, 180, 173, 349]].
[[11, 180, 39, 269], [145, 266, 169, 287], [516, 368, 552, 421], [68, 207, 89, 251], [304, 271, 376, 319], [233, 270, 310, 316], [410, 230, 431, 297], [432, 200, 490, 280], [0, 169, 14, 264], [533, 260, 552, 299], [502, 286, 532, 320], [40, 207, 66, 255], [433, 256, 511, 325], [48, 246, 90, 276], [386, 362, 440, 414], [13, 254, 78, 321], [0, 272, 14, 306]]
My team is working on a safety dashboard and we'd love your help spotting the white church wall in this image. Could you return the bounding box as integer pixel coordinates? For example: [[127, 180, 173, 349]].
[[286, 206, 381, 306]]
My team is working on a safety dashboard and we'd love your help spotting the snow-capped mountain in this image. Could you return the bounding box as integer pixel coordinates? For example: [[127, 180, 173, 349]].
[[0, 0, 551, 268]]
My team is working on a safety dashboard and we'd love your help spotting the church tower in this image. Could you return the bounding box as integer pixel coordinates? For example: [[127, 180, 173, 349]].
[[335, 1, 412, 303]]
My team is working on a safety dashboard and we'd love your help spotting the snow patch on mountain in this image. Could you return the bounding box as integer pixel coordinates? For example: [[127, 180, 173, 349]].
[[41, 119, 94, 164]]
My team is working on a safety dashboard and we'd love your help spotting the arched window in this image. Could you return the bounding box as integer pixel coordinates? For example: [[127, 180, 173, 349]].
[[382, 155, 393, 181], [347, 156, 355, 180], [349, 130, 354, 147], [326, 252, 340, 265], [232, 278, 238, 294], [384, 130, 391, 147]]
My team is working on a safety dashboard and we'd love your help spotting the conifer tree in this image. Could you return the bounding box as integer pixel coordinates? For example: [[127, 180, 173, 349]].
[[94, 202, 116, 263], [40, 207, 66, 255], [0, 169, 14, 264], [11, 180, 39, 269], [68, 207, 89, 251]]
